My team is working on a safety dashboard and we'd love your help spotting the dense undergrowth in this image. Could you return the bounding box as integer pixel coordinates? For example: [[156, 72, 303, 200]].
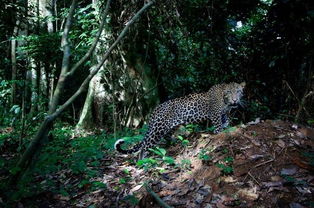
[[1, 122, 121, 204], [0, 120, 212, 206]]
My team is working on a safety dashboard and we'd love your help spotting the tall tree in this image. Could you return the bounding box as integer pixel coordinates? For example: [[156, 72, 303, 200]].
[[10, 0, 155, 184]]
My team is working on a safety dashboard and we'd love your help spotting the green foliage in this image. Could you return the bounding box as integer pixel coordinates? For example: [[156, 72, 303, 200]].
[[136, 158, 158, 170], [118, 168, 133, 185], [307, 119, 314, 126], [216, 163, 234, 175], [223, 126, 237, 133], [17, 33, 61, 63], [149, 146, 166, 156], [123, 194, 140, 206], [118, 177, 128, 184], [177, 135, 189, 146], [224, 156, 234, 163], [0, 80, 14, 125], [198, 148, 213, 161], [184, 124, 200, 133], [216, 155, 234, 175], [0, 123, 112, 203], [206, 126, 216, 132], [91, 181, 106, 190], [1, 0, 314, 206], [36, 126, 105, 177], [246, 100, 271, 120], [149, 147, 176, 165], [137, 147, 175, 171], [178, 158, 192, 170]]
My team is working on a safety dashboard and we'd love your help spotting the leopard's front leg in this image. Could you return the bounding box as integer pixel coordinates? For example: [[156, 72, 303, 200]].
[[221, 113, 230, 129], [210, 112, 223, 134]]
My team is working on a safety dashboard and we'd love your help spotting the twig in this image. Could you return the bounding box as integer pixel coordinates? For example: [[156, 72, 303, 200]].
[[242, 133, 253, 140], [283, 80, 314, 121], [248, 171, 261, 186], [254, 158, 274, 168], [295, 90, 314, 122], [283, 80, 300, 104], [243, 158, 275, 184], [144, 183, 173, 208]]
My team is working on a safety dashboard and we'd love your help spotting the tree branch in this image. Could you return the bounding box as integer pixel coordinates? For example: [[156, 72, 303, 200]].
[[49, 0, 77, 113], [10, 0, 78, 184], [51, 0, 155, 119], [96, 0, 155, 73], [10, 0, 154, 185]]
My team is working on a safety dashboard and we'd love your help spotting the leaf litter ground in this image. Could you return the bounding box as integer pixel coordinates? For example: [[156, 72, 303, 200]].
[[2, 120, 314, 207]]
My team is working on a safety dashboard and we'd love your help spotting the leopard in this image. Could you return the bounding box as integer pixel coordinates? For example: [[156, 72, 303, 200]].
[[115, 82, 245, 158]]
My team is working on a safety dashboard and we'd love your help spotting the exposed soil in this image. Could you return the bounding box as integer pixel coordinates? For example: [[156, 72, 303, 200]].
[[134, 120, 314, 208]]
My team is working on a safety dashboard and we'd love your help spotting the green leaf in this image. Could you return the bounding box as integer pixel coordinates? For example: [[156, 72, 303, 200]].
[[123, 168, 130, 175], [78, 179, 89, 188], [92, 181, 106, 189], [223, 127, 237, 133], [182, 139, 189, 145], [156, 147, 166, 156], [224, 156, 234, 163], [149, 147, 166, 156], [119, 177, 127, 184], [10, 105, 21, 114], [177, 135, 184, 141], [163, 156, 175, 165], [268, 60, 276, 68], [136, 158, 157, 167], [307, 120, 314, 125], [9, 166, 21, 174]]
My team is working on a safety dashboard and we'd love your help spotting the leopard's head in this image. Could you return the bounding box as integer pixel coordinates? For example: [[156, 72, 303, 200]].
[[223, 82, 245, 105]]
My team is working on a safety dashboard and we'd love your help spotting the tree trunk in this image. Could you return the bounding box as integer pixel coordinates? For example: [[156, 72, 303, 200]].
[[11, 20, 20, 106], [76, 0, 112, 130], [30, 66, 39, 115], [11, 0, 28, 106], [76, 70, 98, 130]]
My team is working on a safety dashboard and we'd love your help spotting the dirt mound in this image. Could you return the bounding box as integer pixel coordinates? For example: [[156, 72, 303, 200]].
[[109, 120, 314, 208]]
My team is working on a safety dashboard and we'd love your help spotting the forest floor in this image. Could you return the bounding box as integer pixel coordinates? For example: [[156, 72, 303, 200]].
[[2, 119, 314, 208], [100, 119, 314, 208]]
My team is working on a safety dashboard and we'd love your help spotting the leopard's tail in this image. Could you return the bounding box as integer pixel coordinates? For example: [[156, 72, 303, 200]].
[[114, 139, 144, 154]]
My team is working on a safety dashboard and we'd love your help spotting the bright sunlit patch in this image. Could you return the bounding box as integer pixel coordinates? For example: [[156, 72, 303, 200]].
[[236, 21, 243, 28], [260, 0, 273, 6]]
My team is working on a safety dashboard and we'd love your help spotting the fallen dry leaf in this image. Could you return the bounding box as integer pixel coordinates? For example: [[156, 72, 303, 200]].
[[280, 166, 298, 175], [298, 127, 314, 140], [262, 181, 283, 188], [237, 186, 259, 201]]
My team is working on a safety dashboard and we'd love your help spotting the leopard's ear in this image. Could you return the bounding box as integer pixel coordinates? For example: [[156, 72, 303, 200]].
[[240, 82, 246, 88]]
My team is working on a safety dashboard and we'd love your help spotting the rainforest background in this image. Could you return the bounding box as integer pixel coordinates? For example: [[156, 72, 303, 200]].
[[0, 0, 313, 206]]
